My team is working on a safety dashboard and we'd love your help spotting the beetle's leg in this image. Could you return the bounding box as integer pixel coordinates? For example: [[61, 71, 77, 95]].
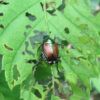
[[26, 58, 41, 71], [26, 59, 37, 71]]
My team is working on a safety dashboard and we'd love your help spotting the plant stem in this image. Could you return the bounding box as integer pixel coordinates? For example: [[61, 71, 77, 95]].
[[51, 66, 55, 95], [43, 0, 49, 33]]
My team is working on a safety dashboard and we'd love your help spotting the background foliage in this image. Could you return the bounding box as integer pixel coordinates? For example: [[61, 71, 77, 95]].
[[0, 0, 100, 100]]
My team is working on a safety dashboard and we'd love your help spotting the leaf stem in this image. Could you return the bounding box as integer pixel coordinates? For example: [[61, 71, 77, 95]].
[[51, 66, 55, 94], [43, 0, 49, 33]]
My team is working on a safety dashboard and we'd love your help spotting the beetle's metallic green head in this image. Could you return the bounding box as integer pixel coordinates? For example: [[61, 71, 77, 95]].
[[43, 35, 54, 44]]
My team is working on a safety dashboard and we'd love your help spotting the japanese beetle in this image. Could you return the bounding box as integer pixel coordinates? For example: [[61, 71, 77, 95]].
[[26, 33, 70, 75], [25, 30, 68, 72], [27, 35, 60, 66], [41, 36, 59, 64]]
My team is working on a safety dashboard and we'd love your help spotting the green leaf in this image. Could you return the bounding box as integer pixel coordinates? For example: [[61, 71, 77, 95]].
[[70, 84, 90, 100], [0, 71, 21, 100], [0, 0, 100, 99], [0, 0, 46, 88], [91, 75, 100, 92], [0, 93, 5, 100], [51, 95, 61, 100], [21, 83, 46, 100], [0, 54, 3, 71]]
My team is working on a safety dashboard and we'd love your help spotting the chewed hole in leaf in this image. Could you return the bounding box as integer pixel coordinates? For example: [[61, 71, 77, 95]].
[[0, 1, 9, 5], [40, 2, 47, 10], [13, 65, 20, 81], [0, 24, 4, 29], [24, 41, 34, 56], [32, 88, 42, 98], [40, 1, 56, 10], [29, 30, 47, 45], [25, 24, 32, 29], [40, 2, 56, 16], [26, 59, 37, 64], [22, 51, 25, 55], [61, 40, 69, 46], [57, 0, 66, 12], [0, 12, 3, 16], [23, 32, 28, 37], [25, 12, 37, 21], [64, 27, 70, 34], [4, 44, 13, 51], [47, 9, 56, 16]]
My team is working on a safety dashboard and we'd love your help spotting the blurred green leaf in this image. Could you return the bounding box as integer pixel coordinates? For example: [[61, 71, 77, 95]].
[[0, 54, 3, 71], [91, 75, 100, 92], [51, 95, 61, 100], [0, 0, 100, 99], [0, 71, 22, 100]]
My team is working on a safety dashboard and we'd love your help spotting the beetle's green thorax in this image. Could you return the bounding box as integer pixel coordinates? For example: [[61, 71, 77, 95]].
[[43, 35, 54, 43]]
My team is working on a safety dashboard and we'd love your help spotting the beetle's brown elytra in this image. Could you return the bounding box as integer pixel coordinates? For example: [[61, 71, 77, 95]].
[[42, 37, 59, 64]]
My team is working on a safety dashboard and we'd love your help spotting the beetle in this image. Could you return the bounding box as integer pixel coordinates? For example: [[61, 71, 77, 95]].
[[27, 35, 60, 66], [26, 33, 71, 76], [41, 36, 59, 64]]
